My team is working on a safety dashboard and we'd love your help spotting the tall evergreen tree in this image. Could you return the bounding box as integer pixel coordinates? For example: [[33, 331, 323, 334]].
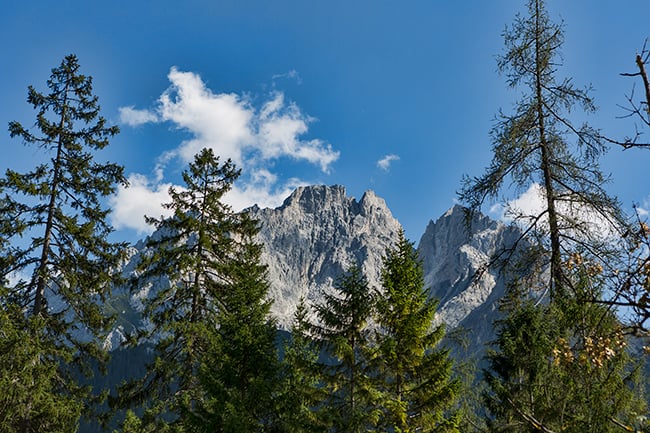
[[0, 54, 126, 432], [374, 231, 460, 433], [311, 265, 380, 433], [115, 148, 239, 429], [188, 209, 279, 433], [458, 0, 625, 297], [274, 298, 327, 433], [483, 264, 647, 433], [116, 147, 278, 431]]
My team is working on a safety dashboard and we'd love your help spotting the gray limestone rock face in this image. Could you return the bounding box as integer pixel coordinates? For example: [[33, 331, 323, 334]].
[[113, 186, 521, 355], [417, 205, 522, 351], [248, 185, 402, 329]]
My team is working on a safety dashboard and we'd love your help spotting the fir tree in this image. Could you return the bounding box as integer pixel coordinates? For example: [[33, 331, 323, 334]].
[[374, 231, 460, 433], [0, 54, 126, 432], [312, 265, 380, 433]]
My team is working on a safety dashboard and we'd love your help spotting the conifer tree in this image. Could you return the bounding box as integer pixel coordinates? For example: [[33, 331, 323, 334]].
[[484, 264, 647, 433], [116, 147, 279, 431], [458, 0, 625, 297], [188, 209, 280, 432], [312, 265, 380, 433], [0, 54, 126, 432], [374, 231, 460, 433], [115, 147, 239, 429], [274, 299, 327, 433]]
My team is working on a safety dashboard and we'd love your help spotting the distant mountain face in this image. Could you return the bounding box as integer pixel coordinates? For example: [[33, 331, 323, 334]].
[[417, 205, 521, 352], [110, 185, 519, 352], [248, 185, 402, 328]]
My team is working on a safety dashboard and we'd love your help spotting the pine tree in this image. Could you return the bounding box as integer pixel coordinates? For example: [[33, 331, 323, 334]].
[[458, 0, 625, 297], [312, 265, 381, 433], [0, 54, 126, 432], [374, 231, 460, 433]]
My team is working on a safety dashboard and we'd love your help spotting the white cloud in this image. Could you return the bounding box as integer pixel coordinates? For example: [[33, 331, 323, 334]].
[[121, 67, 339, 171], [272, 69, 302, 85], [118, 106, 159, 126], [491, 183, 622, 240], [377, 154, 400, 172], [110, 174, 175, 234], [158, 68, 254, 165], [110, 170, 309, 233], [257, 93, 339, 172], [112, 67, 339, 233], [495, 183, 546, 223], [225, 170, 308, 212]]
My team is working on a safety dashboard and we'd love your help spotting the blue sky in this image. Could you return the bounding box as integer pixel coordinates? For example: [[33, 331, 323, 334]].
[[1, 1, 649, 243]]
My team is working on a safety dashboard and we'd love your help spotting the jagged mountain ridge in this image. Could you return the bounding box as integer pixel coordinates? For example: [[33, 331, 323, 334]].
[[248, 185, 402, 328], [417, 204, 521, 350], [111, 185, 518, 347]]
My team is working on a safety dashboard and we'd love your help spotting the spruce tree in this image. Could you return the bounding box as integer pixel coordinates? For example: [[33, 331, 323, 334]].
[[0, 54, 126, 432], [374, 231, 460, 433], [274, 298, 327, 433], [458, 0, 625, 297], [116, 147, 279, 431], [312, 265, 380, 433], [188, 209, 279, 433]]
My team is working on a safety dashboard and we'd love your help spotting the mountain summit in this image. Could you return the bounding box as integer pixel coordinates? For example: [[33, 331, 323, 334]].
[[248, 185, 402, 328]]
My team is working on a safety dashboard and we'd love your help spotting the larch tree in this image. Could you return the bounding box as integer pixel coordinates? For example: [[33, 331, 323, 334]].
[[374, 231, 460, 433], [0, 54, 126, 433], [458, 0, 625, 298]]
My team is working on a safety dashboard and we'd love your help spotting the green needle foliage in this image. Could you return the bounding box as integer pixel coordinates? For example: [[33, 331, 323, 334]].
[[484, 269, 647, 433], [116, 147, 278, 432], [188, 207, 279, 432], [0, 287, 82, 432], [374, 231, 460, 433], [274, 298, 327, 433], [0, 54, 126, 432], [312, 265, 380, 433]]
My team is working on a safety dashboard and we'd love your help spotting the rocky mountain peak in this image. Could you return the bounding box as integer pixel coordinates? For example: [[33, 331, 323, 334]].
[[249, 184, 402, 328], [280, 184, 349, 213], [417, 205, 521, 351], [113, 185, 520, 355]]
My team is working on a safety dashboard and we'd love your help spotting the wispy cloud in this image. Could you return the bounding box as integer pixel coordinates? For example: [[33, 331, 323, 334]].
[[377, 154, 400, 172], [272, 69, 302, 85], [111, 67, 339, 233], [637, 197, 650, 217], [226, 170, 308, 212], [118, 106, 159, 126]]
